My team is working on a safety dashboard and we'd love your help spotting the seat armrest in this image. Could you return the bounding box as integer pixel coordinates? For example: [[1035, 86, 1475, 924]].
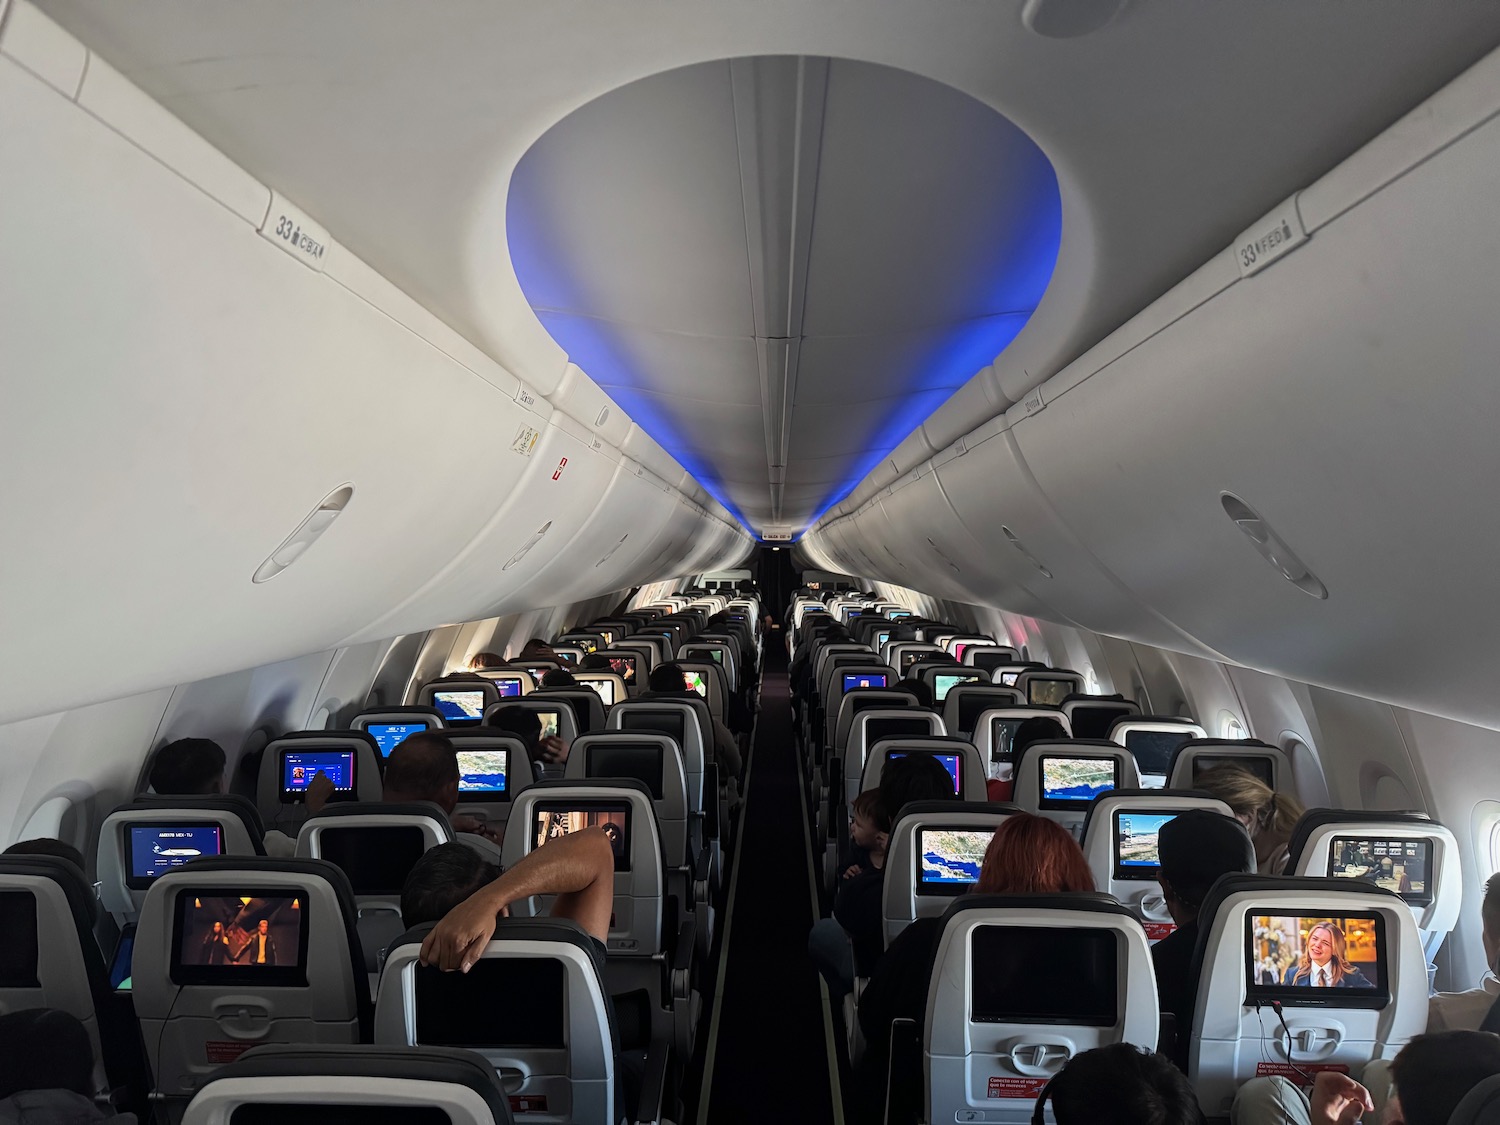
[[885, 1017, 923, 1125], [632, 1034, 672, 1125], [672, 917, 696, 1000], [704, 762, 721, 839]]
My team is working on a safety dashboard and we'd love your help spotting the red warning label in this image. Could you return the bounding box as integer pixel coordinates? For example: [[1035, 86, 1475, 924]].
[[1144, 921, 1178, 941], [988, 1076, 1049, 1099], [1254, 1062, 1349, 1085], [509, 1094, 549, 1113], [204, 1041, 254, 1064], [551, 456, 569, 481]]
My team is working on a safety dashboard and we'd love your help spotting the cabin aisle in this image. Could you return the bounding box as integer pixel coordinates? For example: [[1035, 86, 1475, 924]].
[[700, 646, 837, 1123]]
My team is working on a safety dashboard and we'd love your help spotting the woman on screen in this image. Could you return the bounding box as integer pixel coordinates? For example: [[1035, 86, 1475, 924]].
[[1283, 921, 1372, 988], [1192, 765, 1304, 875]]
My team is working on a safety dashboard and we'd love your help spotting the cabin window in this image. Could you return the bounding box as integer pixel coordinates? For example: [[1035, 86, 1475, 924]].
[[1084, 666, 1102, 695], [1220, 713, 1247, 740], [1489, 817, 1500, 877]]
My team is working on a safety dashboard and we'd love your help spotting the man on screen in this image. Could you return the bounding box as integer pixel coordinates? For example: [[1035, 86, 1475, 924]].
[[1283, 921, 1372, 988], [238, 918, 278, 966]]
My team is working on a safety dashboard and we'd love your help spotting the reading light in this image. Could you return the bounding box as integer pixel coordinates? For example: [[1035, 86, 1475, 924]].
[[252, 485, 354, 583], [1220, 493, 1328, 600]]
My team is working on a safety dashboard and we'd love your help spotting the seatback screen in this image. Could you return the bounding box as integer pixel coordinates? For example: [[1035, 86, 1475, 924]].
[[416, 957, 564, 1047], [1038, 756, 1119, 808], [366, 722, 427, 757], [1246, 913, 1388, 1008], [917, 827, 995, 895], [586, 744, 664, 799], [494, 679, 523, 698], [972, 652, 1013, 673], [534, 802, 631, 871], [970, 926, 1118, 1025], [432, 690, 486, 723], [171, 891, 308, 986], [899, 650, 930, 674], [581, 679, 616, 706], [1124, 730, 1193, 778], [532, 709, 561, 740], [319, 826, 426, 895], [608, 656, 638, 684], [1328, 837, 1432, 905], [0, 891, 40, 987], [866, 717, 932, 746], [1192, 755, 1273, 788], [621, 710, 686, 747], [281, 750, 355, 800], [932, 672, 978, 702], [1112, 811, 1177, 880], [1027, 678, 1073, 707], [843, 673, 888, 692], [125, 823, 224, 888], [888, 751, 962, 794], [456, 750, 508, 794], [683, 671, 708, 698], [1069, 704, 1134, 741]]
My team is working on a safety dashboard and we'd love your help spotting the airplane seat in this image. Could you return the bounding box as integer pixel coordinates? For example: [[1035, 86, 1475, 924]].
[[574, 671, 628, 710], [1450, 1075, 1500, 1125], [134, 857, 372, 1118], [486, 698, 580, 756], [1077, 790, 1235, 939], [0, 854, 146, 1107], [532, 687, 606, 736], [940, 684, 1023, 740], [820, 665, 899, 748], [445, 730, 532, 836], [416, 679, 503, 728], [1012, 669, 1086, 709], [913, 893, 1157, 1125], [254, 732, 382, 839], [181, 1043, 515, 1125], [378, 918, 631, 1123], [1060, 694, 1141, 740], [673, 659, 729, 727], [828, 689, 919, 759], [613, 637, 664, 676], [1107, 717, 1208, 788], [294, 801, 453, 976], [1011, 739, 1140, 839], [846, 710, 947, 782], [1167, 738, 1293, 794], [98, 796, 267, 925], [608, 699, 719, 882], [1284, 809, 1461, 963], [972, 706, 1075, 791], [502, 780, 697, 1058], [1187, 875, 1427, 1116], [880, 799, 1019, 947], [347, 706, 448, 759], [961, 644, 1021, 667]]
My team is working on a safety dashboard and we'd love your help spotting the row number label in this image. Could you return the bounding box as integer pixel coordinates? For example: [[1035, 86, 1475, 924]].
[[258, 191, 329, 271]]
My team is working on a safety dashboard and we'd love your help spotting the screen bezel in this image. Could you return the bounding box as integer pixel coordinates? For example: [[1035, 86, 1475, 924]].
[[169, 887, 311, 987], [915, 825, 995, 897], [585, 743, 664, 799], [279, 749, 357, 802], [532, 800, 632, 872], [1327, 836, 1434, 906], [124, 821, 225, 889], [1026, 677, 1075, 706], [969, 924, 1120, 1026], [1243, 912, 1390, 1009], [1110, 809, 1178, 882], [456, 748, 510, 795], [1037, 755, 1120, 810]]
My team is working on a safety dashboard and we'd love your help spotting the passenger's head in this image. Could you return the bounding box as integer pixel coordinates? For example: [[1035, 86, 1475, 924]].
[[1387, 1030, 1500, 1125], [1191, 764, 1304, 841], [1482, 872, 1500, 971], [401, 842, 501, 928], [975, 813, 1094, 895], [850, 789, 884, 851], [147, 737, 227, 795], [487, 706, 542, 755], [381, 731, 459, 812], [895, 677, 933, 709], [1011, 717, 1068, 758], [468, 651, 505, 671], [0, 1008, 97, 1099], [876, 753, 956, 834], [519, 638, 557, 660], [3, 837, 85, 872], [1043, 1043, 1200, 1125], [649, 662, 689, 693], [540, 668, 577, 688], [1156, 810, 1256, 924], [581, 653, 611, 671]]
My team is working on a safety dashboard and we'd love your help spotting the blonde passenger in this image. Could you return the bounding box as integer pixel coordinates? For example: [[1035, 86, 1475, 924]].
[[1192, 764, 1304, 874]]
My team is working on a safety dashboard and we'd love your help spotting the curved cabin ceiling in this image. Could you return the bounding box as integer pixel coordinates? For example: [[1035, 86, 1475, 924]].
[[506, 57, 1061, 533]]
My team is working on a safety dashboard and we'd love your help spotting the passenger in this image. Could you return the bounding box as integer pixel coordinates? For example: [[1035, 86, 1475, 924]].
[[1426, 871, 1500, 1032], [487, 704, 569, 771], [638, 662, 743, 783], [539, 668, 577, 688], [3, 838, 86, 872], [893, 676, 933, 709], [0, 1008, 135, 1123], [1232, 1028, 1500, 1125], [517, 638, 560, 662], [1190, 764, 1304, 874], [145, 736, 318, 857], [1041, 1043, 1201, 1125], [383, 731, 498, 842], [467, 651, 505, 671], [1150, 810, 1257, 1066], [855, 813, 1094, 1121], [840, 790, 887, 881], [986, 715, 1068, 802]]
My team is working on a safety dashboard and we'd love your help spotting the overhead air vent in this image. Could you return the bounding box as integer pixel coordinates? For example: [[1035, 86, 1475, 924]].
[[251, 485, 354, 583], [1001, 526, 1053, 579], [503, 521, 552, 571], [1220, 493, 1328, 599], [1021, 0, 1128, 38]]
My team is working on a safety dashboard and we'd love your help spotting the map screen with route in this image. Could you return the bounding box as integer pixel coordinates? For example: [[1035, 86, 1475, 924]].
[[918, 828, 995, 889], [433, 690, 486, 722], [1039, 756, 1118, 804], [1113, 811, 1176, 876]]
